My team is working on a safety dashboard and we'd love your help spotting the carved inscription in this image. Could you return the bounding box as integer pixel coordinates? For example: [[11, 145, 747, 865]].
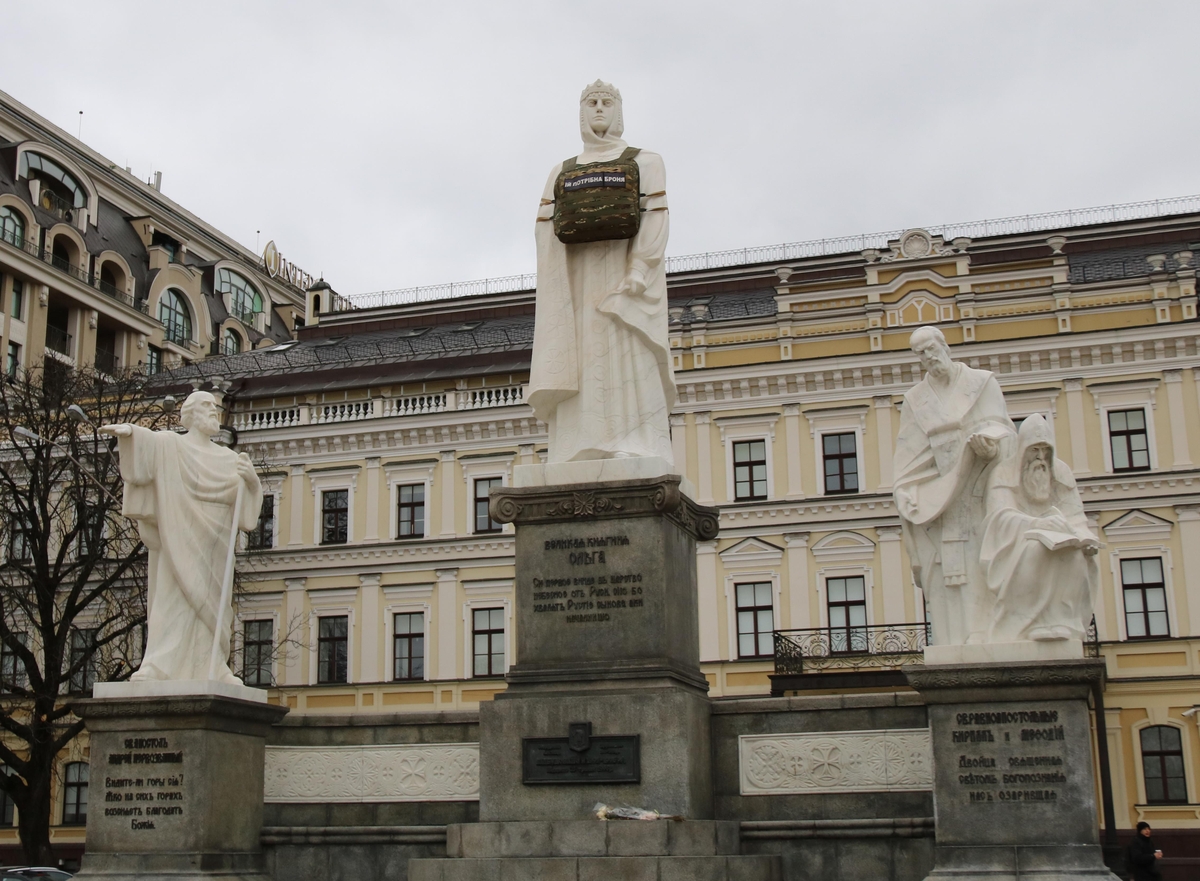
[[103, 737, 185, 830], [950, 708, 1069, 805], [532, 534, 644, 624]]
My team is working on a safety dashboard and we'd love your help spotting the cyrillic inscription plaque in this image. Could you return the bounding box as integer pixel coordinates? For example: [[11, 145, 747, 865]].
[[522, 722, 640, 785]]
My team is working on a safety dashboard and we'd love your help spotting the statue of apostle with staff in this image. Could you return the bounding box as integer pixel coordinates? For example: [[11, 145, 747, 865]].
[[100, 390, 261, 684], [528, 80, 675, 465]]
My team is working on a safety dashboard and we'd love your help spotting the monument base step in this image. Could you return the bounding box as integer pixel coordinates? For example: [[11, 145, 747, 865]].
[[409, 853, 781, 881], [449, 820, 740, 858]]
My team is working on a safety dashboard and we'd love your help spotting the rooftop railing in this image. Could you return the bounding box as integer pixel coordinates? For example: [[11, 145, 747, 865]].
[[335, 192, 1200, 312], [773, 623, 931, 675]]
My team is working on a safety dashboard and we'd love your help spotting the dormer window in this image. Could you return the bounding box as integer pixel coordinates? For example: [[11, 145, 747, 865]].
[[218, 268, 263, 324], [0, 207, 24, 248], [151, 232, 179, 263], [19, 153, 86, 219], [158, 289, 192, 345], [222, 328, 242, 356]]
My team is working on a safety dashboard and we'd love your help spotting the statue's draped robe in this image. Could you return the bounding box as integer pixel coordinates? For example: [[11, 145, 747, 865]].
[[118, 427, 261, 681], [980, 445, 1098, 642], [528, 148, 675, 463], [894, 363, 1014, 644]]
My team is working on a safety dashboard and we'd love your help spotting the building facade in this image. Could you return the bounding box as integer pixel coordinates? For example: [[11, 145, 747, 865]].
[[170, 200, 1200, 847]]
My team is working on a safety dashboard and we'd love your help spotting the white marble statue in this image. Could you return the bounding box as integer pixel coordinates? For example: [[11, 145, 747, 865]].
[[893, 326, 1015, 645], [100, 391, 262, 684], [527, 80, 675, 464], [980, 414, 1100, 642]]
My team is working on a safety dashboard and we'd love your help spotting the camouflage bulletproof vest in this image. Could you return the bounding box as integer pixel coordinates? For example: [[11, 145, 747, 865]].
[[552, 147, 641, 244]]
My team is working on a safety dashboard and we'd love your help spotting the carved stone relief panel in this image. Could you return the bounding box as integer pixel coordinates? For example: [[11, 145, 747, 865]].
[[264, 743, 480, 803], [739, 728, 932, 795]]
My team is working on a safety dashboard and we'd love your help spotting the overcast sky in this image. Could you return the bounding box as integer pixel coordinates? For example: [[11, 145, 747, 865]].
[[2, 2, 1198, 297]]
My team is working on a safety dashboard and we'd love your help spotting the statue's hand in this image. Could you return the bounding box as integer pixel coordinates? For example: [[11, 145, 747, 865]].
[[614, 268, 647, 298], [236, 454, 256, 484], [98, 423, 133, 438], [967, 431, 1000, 460]]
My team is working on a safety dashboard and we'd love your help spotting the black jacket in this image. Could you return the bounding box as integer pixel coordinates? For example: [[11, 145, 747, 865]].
[[1127, 834, 1163, 881]]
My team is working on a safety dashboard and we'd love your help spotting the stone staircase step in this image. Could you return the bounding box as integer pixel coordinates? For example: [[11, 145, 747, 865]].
[[448, 820, 741, 858], [410, 854, 782, 881]]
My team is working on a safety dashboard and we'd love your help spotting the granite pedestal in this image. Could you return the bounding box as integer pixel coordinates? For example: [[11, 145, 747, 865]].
[[71, 693, 287, 881], [905, 660, 1119, 881]]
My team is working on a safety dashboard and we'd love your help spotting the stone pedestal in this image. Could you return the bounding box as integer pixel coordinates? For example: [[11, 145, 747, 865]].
[[905, 660, 1118, 881], [72, 694, 288, 881]]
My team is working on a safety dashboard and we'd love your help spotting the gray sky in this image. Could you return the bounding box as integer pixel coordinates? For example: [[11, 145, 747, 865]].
[[3, 2, 1197, 297]]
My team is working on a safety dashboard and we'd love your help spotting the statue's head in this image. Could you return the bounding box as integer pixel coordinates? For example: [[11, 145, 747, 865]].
[[1017, 414, 1055, 502], [579, 79, 623, 141], [909, 326, 952, 381], [179, 391, 222, 438]]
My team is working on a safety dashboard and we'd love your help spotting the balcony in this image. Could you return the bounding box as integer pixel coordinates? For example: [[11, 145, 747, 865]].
[[47, 251, 89, 285], [94, 346, 117, 375], [94, 277, 148, 315], [45, 326, 72, 357]]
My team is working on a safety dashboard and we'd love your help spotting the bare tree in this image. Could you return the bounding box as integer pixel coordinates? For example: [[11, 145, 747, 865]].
[[0, 362, 168, 864]]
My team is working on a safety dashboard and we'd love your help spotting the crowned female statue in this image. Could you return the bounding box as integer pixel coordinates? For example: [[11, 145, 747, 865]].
[[527, 80, 675, 464]]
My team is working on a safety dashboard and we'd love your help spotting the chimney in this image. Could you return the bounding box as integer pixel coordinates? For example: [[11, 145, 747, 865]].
[[153, 171, 162, 192]]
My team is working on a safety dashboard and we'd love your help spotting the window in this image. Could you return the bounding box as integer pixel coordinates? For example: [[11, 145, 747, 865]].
[[474, 478, 502, 533], [5, 342, 18, 380], [69, 628, 98, 694], [158, 289, 192, 345], [1109, 409, 1150, 473], [827, 575, 868, 652], [242, 620, 273, 687], [145, 345, 161, 375], [77, 498, 105, 558], [316, 616, 348, 684], [7, 514, 32, 564], [393, 612, 425, 681], [0, 766, 15, 826], [19, 153, 87, 209], [1141, 726, 1187, 804], [736, 582, 774, 658], [247, 495, 274, 550], [321, 489, 349, 545], [396, 483, 425, 538], [823, 433, 859, 494], [61, 762, 87, 825], [472, 608, 505, 677], [733, 440, 768, 501], [218, 268, 264, 324], [0, 206, 24, 248], [221, 328, 242, 356], [10, 280, 22, 321], [1122, 558, 1169, 638], [0, 633, 26, 692]]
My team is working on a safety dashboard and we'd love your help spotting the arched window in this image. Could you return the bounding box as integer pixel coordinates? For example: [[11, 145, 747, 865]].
[[217, 268, 263, 323], [158, 289, 192, 345], [0, 207, 24, 248], [222, 328, 242, 356], [19, 152, 87, 213], [1141, 726, 1187, 804], [62, 762, 88, 825]]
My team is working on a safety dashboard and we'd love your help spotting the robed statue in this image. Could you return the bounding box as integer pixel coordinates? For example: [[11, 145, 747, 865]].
[[528, 80, 675, 464], [100, 391, 262, 683]]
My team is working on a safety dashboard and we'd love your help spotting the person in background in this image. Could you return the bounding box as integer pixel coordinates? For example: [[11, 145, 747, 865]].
[[1126, 821, 1164, 881]]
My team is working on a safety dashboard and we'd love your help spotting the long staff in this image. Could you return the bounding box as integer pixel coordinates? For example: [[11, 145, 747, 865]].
[[208, 477, 245, 681]]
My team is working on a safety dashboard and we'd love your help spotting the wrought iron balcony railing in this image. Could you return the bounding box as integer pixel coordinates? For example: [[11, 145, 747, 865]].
[[773, 623, 931, 675], [44, 326, 72, 357]]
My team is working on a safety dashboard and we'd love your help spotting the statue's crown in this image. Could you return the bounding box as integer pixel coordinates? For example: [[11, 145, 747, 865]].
[[580, 79, 621, 102]]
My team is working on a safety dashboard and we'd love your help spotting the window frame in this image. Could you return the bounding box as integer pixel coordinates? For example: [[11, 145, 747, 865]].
[[320, 489, 349, 545], [473, 476, 503, 534], [804, 407, 868, 498], [825, 573, 870, 653], [247, 493, 276, 551], [0, 765, 15, 826], [734, 581, 775, 659], [315, 614, 349, 685], [1139, 724, 1189, 805], [10, 279, 23, 323], [5, 341, 19, 380], [731, 439, 769, 502], [157, 288, 193, 345], [68, 627, 99, 694], [221, 326, 243, 357], [471, 606, 507, 678], [0, 633, 27, 693], [396, 482, 426, 539], [61, 761, 88, 826], [392, 611, 426, 681], [821, 431, 861, 496], [0, 205, 25, 249], [1107, 408, 1152, 474], [217, 266, 264, 325], [241, 618, 274, 687], [1090, 380, 1160, 474], [308, 469, 358, 546], [718, 414, 779, 505], [1120, 556, 1170, 640]]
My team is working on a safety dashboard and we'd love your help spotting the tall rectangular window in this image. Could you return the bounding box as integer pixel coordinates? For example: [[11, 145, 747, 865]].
[[77, 498, 105, 558], [62, 763, 88, 825], [0, 634, 26, 693], [1109, 409, 1150, 472], [735, 582, 774, 659], [733, 440, 768, 501], [396, 483, 425, 538], [1122, 558, 1169, 638], [827, 576, 868, 652], [248, 496, 275, 550], [1141, 726, 1188, 804], [393, 612, 425, 681], [317, 615, 348, 684], [321, 489, 349, 545], [472, 608, 505, 677], [474, 478, 502, 534], [823, 433, 859, 494], [0, 766, 14, 826], [242, 620, 273, 687], [10, 280, 22, 322], [7, 514, 32, 563], [145, 345, 161, 376], [69, 628, 99, 694], [4, 342, 18, 380]]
